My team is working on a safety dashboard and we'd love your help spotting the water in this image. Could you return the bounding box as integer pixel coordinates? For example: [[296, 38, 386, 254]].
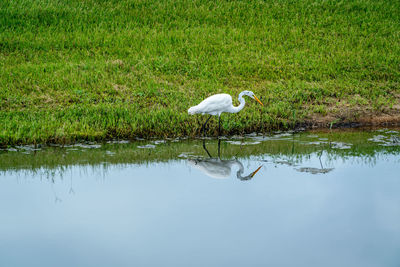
[[1, 129, 400, 267]]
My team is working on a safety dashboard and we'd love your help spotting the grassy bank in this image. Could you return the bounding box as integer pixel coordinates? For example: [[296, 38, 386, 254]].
[[1, 0, 399, 145]]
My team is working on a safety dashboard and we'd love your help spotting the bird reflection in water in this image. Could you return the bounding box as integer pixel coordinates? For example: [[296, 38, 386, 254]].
[[295, 151, 334, 174], [188, 140, 262, 181]]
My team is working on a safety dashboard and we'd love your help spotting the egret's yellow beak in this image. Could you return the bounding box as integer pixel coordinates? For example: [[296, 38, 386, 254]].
[[250, 166, 262, 178], [254, 95, 263, 106]]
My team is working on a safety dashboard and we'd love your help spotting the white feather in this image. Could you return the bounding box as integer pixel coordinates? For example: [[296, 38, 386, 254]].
[[187, 94, 233, 116], [187, 90, 263, 135]]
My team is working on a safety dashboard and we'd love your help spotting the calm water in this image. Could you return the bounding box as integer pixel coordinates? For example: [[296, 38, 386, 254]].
[[1, 129, 400, 267]]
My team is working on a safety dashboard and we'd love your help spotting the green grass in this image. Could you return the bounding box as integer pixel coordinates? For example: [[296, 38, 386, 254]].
[[1, 0, 399, 145]]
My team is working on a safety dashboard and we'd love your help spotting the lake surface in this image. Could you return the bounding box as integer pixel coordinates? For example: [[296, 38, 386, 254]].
[[1, 129, 400, 267]]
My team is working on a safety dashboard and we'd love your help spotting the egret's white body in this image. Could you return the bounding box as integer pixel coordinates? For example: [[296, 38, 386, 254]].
[[188, 158, 239, 179], [188, 90, 263, 135], [188, 93, 238, 116], [188, 91, 262, 116], [188, 158, 262, 180]]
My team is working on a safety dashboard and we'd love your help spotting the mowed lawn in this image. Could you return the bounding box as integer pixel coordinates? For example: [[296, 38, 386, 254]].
[[0, 0, 399, 145]]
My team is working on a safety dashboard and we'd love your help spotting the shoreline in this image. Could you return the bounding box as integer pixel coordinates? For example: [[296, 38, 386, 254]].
[[300, 114, 400, 130], [1, 117, 399, 147]]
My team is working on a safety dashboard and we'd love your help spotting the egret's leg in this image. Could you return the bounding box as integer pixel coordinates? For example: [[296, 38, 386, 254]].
[[218, 115, 221, 136], [202, 139, 212, 158], [201, 115, 212, 137], [217, 139, 221, 158]]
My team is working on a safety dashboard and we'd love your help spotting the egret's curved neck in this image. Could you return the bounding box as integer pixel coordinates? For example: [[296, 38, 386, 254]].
[[233, 160, 245, 178], [233, 160, 256, 181], [229, 92, 246, 113]]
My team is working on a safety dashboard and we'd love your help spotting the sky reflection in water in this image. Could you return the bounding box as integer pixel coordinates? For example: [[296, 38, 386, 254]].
[[0, 130, 399, 267]]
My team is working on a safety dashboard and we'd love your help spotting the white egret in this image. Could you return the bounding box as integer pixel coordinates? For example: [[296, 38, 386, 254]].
[[188, 90, 263, 136], [189, 158, 262, 180], [188, 139, 262, 180]]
